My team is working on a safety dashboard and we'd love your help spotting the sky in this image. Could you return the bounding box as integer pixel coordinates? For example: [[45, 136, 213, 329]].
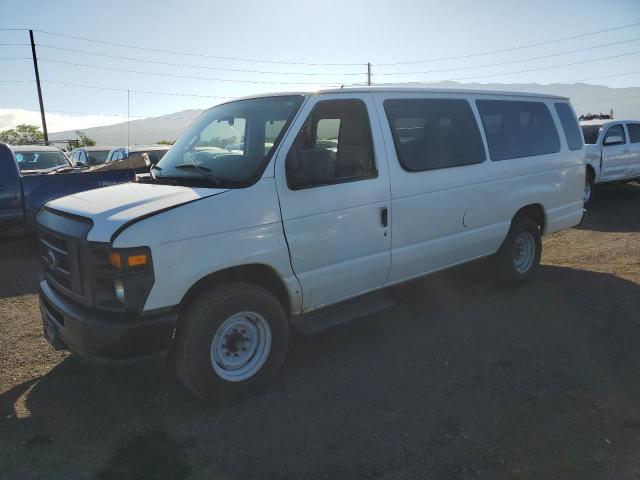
[[1, 0, 639, 132]]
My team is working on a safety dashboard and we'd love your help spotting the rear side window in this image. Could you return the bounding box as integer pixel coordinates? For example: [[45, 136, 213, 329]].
[[384, 99, 485, 171], [627, 123, 640, 143], [476, 100, 560, 161], [554, 103, 583, 150]]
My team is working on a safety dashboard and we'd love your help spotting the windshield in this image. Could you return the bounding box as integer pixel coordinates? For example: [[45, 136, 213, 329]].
[[154, 95, 304, 187], [87, 150, 111, 165], [14, 150, 70, 172], [581, 125, 602, 144]]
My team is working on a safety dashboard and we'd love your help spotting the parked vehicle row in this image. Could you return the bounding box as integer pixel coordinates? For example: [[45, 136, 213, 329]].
[[70, 144, 170, 172], [580, 118, 640, 205], [36, 87, 586, 401], [0, 144, 134, 231]]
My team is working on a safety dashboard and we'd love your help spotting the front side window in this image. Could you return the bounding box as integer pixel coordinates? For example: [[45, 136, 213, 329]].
[[603, 124, 626, 146], [554, 103, 583, 150], [286, 99, 376, 189], [14, 150, 70, 172], [384, 98, 486, 171], [476, 100, 560, 161], [626, 123, 640, 143], [156, 95, 303, 188]]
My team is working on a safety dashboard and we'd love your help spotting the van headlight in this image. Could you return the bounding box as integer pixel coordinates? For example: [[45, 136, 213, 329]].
[[114, 279, 126, 303], [90, 246, 155, 312]]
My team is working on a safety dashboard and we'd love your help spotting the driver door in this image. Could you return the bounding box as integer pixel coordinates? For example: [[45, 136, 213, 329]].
[[275, 94, 392, 311]]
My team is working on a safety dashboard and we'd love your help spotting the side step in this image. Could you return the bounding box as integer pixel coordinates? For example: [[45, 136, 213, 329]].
[[291, 290, 395, 335]]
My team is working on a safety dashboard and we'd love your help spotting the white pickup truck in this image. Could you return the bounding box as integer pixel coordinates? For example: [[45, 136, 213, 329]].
[[581, 119, 640, 205], [37, 87, 585, 401]]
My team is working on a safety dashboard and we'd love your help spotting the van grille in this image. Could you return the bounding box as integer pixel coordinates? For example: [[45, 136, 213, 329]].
[[38, 226, 86, 304]]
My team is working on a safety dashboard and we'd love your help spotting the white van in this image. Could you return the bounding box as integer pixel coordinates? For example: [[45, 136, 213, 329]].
[[37, 87, 585, 400], [581, 119, 640, 205]]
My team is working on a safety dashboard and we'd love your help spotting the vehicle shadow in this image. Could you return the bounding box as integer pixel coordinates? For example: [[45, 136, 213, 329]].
[[2, 264, 640, 479], [580, 181, 640, 233], [0, 234, 40, 298]]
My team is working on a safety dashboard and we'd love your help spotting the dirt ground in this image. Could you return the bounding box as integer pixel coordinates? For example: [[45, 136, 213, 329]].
[[1, 182, 639, 480]]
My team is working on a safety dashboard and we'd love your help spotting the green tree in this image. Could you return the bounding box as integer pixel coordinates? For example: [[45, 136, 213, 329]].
[[157, 140, 174, 145], [0, 124, 45, 145], [75, 131, 96, 147]]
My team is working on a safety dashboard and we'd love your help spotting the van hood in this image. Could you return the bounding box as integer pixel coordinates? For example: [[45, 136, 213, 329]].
[[45, 182, 229, 242]]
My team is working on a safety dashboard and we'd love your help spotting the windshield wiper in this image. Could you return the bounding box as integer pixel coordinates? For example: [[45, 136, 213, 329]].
[[173, 151, 225, 187]]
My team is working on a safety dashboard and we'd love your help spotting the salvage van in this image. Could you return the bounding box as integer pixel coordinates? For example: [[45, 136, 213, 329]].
[[37, 87, 586, 400]]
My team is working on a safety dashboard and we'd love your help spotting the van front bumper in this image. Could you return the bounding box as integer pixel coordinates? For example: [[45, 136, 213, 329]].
[[38, 280, 177, 364]]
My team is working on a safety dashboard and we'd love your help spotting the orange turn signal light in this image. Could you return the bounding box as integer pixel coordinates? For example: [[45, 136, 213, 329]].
[[127, 254, 148, 267], [109, 252, 122, 270]]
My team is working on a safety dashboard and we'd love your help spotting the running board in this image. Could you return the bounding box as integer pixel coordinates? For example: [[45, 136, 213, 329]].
[[291, 291, 395, 335]]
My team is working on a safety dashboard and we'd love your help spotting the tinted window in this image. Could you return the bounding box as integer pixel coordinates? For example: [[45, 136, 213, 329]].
[[627, 123, 640, 143], [554, 103, 583, 150], [286, 99, 375, 189], [581, 125, 601, 144], [87, 150, 110, 165], [14, 151, 70, 171], [603, 124, 626, 146], [384, 99, 485, 171], [476, 100, 560, 161]]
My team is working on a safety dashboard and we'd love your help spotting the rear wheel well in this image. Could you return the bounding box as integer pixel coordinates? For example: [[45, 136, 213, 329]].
[[586, 164, 596, 180], [178, 264, 291, 316], [514, 204, 546, 234]]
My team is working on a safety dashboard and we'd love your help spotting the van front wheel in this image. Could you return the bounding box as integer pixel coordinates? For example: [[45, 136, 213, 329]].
[[175, 283, 289, 401], [492, 216, 542, 286]]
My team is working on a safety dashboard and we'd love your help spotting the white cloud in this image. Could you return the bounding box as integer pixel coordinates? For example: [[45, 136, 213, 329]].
[[0, 108, 136, 133]]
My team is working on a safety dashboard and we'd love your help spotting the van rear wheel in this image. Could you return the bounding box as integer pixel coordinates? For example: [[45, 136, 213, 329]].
[[175, 282, 289, 401], [492, 216, 542, 286], [584, 172, 595, 207]]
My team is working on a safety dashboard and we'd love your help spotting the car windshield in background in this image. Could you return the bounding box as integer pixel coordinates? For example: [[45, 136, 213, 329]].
[[581, 125, 602, 144], [155, 95, 304, 188], [87, 150, 111, 165], [14, 150, 70, 172]]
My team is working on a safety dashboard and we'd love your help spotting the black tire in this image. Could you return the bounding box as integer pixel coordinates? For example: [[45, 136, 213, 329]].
[[491, 215, 542, 287], [175, 282, 289, 401], [584, 171, 595, 207]]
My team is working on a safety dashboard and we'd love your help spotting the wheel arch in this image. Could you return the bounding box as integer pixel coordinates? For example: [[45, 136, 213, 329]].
[[586, 163, 596, 181], [178, 264, 292, 316], [513, 203, 546, 234]]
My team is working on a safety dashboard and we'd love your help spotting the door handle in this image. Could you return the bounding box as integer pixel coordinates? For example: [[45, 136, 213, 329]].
[[380, 207, 388, 227]]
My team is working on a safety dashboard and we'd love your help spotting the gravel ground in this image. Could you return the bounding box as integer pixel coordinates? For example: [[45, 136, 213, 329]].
[[1, 182, 639, 480]]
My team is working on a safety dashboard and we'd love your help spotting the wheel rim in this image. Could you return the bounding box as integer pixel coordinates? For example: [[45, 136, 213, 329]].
[[210, 311, 271, 382], [584, 179, 592, 204], [512, 231, 536, 274]]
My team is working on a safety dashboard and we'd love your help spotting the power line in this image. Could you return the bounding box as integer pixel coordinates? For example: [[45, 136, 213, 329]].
[[375, 37, 640, 76], [0, 79, 235, 98], [32, 29, 365, 66], [394, 49, 640, 83], [374, 21, 640, 66], [36, 57, 344, 85], [0, 43, 30, 46], [36, 44, 366, 76]]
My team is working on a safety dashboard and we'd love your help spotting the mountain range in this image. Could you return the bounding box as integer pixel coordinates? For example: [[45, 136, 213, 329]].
[[49, 81, 640, 146]]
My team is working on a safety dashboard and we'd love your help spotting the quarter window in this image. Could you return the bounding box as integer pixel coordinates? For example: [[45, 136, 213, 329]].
[[384, 99, 485, 171], [476, 100, 560, 161], [286, 99, 375, 189], [626, 123, 640, 143], [554, 103, 583, 150]]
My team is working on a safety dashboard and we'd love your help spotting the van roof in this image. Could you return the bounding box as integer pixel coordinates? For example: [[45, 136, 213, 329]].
[[230, 86, 569, 102], [12, 145, 65, 152]]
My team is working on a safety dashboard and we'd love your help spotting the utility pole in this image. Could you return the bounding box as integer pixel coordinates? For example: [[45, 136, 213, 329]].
[[367, 62, 372, 86], [29, 30, 48, 144], [127, 89, 130, 147]]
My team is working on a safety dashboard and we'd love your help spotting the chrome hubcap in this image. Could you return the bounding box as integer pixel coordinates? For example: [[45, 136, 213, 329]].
[[210, 311, 271, 382], [512, 231, 536, 274]]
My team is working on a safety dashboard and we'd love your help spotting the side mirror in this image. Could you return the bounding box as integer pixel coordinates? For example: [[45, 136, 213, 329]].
[[603, 135, 623, 146]]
